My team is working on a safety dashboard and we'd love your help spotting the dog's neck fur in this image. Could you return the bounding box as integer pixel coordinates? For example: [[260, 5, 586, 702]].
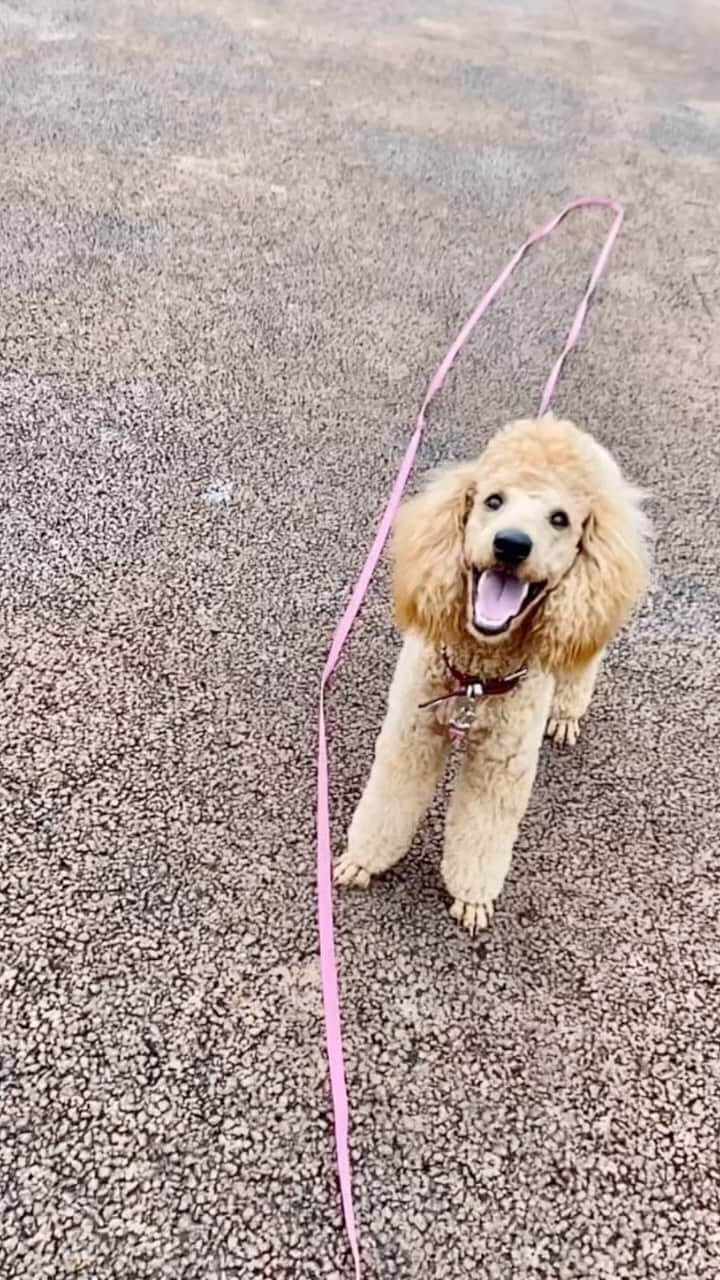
[[442, 628, 537, 681]]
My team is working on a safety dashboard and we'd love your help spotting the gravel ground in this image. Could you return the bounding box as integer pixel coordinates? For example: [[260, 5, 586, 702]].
[[2, 0, 719, 1277]]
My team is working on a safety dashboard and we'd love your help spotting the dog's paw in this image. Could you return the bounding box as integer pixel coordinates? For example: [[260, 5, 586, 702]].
[[450, 896, 494, 937], [546, 716, 580, 747], [333, 855, 372, 889]]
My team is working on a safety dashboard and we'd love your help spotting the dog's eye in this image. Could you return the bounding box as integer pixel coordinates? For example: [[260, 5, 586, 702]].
[[550, 509, 570, 529], [485, 493, 504, 511]]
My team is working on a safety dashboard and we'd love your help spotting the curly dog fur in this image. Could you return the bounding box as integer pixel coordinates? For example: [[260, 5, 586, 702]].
[[335, 415, 650, 934]]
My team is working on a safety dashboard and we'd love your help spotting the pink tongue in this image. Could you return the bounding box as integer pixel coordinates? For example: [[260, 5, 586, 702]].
[[474, 570, 528, 628]]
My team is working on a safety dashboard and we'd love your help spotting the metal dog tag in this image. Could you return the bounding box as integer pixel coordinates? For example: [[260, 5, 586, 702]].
[[447, 688, 481, 739]]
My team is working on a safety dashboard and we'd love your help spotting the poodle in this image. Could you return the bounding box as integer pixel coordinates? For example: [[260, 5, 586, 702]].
[[335, 415, 650, 935]]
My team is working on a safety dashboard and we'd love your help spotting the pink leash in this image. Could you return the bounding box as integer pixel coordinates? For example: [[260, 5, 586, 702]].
[[317, 197, 624, 1276]]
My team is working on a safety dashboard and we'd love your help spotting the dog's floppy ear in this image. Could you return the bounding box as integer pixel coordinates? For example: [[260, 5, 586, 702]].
[[532, 477, 650, 673], [392, 463, 475, 646]]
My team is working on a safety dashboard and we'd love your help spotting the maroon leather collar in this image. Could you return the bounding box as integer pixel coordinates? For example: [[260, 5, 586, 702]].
[[419, 648, 528, 710], [442, 648, 528, 697]]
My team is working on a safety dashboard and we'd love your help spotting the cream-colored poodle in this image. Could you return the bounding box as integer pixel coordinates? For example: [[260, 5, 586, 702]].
[[335, 415, 650, 934]]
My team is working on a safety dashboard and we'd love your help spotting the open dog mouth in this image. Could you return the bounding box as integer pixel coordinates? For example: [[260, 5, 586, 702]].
[[471, 567, 547, 635]]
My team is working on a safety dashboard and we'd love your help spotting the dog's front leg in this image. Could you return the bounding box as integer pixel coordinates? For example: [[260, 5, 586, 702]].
[[441, 676, 552, 935], [335, 635, 450, 889], [546, 650, 604, 747]]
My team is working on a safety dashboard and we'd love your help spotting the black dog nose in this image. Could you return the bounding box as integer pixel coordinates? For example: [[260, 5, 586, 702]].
[[493, 528, 533, 565]]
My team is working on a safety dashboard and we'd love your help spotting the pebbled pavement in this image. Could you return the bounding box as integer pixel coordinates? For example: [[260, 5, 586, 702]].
[[1, 1, 719, 1277]]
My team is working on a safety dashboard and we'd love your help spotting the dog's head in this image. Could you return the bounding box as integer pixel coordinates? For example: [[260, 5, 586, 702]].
[[392, 416, 650, 672]]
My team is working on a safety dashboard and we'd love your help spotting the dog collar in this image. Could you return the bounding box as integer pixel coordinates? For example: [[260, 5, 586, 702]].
[[442, 648, 528, 696], [419, 648, 528, 739]]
